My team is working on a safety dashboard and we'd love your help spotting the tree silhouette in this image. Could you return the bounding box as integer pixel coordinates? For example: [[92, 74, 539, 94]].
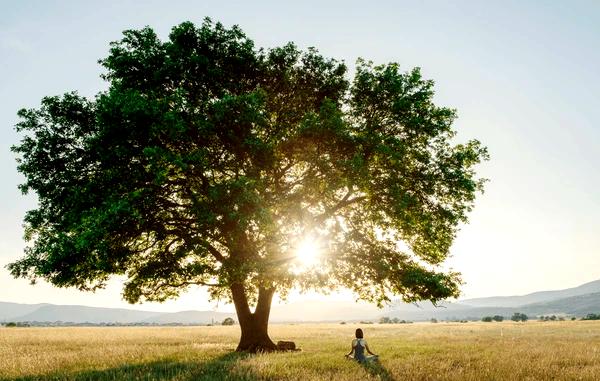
[[9, 19, 487, 352]]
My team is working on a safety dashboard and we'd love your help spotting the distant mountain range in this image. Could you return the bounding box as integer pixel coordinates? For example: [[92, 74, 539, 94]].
[[3, 279, 600, 324], [0, 303, 235, 325], [460, 279, 600, 308], [385, 279, 600, 321]]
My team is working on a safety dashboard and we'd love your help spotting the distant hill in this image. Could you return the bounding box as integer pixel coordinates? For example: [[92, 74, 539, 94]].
[[143, 310, 235, 324], [2, 302, 235, 325], [459, 279, 600, 308], [0, 302, 49, 321], [2, 303, 236, 325], [387, 291, 600, 321], [518, 292, 600, 316], [12, 304, 161, 324], [4, 279, 600, 324]]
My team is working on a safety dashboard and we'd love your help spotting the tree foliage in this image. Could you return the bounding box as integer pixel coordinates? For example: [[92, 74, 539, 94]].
[[9, 19, 487, 313], [222, 317, 236, 326], [511, 312, 528, 322], [481, 315, 503, 322], [582, 314, 600, 321]]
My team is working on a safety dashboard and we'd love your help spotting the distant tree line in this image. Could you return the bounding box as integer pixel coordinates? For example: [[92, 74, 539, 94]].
[[538, 315, 568, 321], [511, 313, 528, 322], [481, 315, 504, 322], [222, 317, 236, 326], [379, 317, 413, 324], [480, 313, 528, 322], [1, 322, 31, 327], [0, 321, 227, 327], [582, 313, 600, 321]]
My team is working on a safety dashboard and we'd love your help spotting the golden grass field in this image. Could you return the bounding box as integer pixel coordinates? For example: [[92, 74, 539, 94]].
[[2, 321, 600, 380]]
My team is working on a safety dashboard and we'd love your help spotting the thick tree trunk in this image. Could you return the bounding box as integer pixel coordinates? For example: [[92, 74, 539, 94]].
[[231, 283, 277, 352]]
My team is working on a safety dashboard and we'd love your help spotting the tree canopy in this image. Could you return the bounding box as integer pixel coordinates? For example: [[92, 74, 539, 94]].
[[10, 19, 487, 350]]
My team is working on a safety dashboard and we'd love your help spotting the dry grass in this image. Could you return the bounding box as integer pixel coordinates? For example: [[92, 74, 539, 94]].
[[2, 321, 600, 380]]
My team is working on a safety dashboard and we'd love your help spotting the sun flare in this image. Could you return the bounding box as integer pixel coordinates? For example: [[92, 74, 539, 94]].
[[294, 237, 321, 269]]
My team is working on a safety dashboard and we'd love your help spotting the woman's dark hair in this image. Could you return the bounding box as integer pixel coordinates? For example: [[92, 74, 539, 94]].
[[355, 328, 364, 339]]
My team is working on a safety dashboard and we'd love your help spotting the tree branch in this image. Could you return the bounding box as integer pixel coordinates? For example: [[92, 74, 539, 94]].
[[254, 286, 275, 323], [201, 241, 226, 262], [314, 190, 367, 224], [151, 280, 223, 295]]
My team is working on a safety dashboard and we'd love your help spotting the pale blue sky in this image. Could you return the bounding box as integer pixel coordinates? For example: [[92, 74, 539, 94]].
[[1, 1, 599, 312]]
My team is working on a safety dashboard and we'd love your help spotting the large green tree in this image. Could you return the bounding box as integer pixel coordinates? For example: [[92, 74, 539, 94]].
[[10, 19, 487, 352]]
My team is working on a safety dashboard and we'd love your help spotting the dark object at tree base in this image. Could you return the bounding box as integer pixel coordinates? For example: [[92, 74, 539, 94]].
[[276, 341, 299, 351], [236, 341, 277, 353], [235, 332, 277, 353], [235, 340, 300, 353]]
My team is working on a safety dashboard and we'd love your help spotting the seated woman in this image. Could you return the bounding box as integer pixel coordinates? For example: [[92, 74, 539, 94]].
[[345, 328, 378, 363]]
